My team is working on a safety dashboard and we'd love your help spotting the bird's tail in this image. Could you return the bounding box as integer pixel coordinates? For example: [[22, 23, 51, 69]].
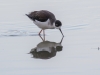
[[25, 14, 30, 18], [25, 14, 33, 20], [25, 14, 29, 17]]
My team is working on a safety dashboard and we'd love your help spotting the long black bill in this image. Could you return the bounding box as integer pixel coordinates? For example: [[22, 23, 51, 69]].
[[59, 28, 64, 37]]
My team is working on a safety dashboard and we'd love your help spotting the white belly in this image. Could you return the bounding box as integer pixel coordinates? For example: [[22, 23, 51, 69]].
[[33, 19, 55, 29]]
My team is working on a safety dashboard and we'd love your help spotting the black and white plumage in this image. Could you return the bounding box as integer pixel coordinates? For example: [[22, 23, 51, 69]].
[[26, 10, 64, 36]]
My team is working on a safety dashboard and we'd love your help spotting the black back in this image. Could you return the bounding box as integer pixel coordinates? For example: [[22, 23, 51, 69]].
[[26, 10, 56, 24]]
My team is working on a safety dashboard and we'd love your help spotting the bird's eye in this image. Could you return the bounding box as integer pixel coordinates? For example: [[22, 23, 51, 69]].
[[55, 24, 60, 27]]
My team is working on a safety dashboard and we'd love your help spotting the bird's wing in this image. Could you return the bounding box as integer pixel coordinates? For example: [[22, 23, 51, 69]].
[[27, 10, 56, 23], [35, 10, 49, 22], [27, 11, 48, 22]]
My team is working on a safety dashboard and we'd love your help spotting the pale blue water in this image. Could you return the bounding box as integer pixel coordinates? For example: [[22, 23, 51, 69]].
[[0, 0, 100, 75]]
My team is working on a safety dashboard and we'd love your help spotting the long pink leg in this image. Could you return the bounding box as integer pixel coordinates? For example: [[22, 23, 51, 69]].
[[39, 30, 42, 35], [39, 34, 44, 41], [43, 30, 45, 40]]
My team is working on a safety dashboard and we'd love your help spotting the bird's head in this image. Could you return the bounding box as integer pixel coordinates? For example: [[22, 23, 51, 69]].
[[55, 20, 62, 29], [54, 20, 64, 37]]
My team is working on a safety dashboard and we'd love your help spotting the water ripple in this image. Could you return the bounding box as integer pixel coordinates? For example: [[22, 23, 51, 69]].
[[0, 30, 38, 37], [62, 24, 89, 30], [0, 23, 89, 37]]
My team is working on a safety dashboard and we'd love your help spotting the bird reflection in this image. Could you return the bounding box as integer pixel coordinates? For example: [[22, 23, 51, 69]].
[[29, 35, 63, 59]]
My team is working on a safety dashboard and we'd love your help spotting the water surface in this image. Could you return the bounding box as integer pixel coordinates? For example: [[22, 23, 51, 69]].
[[0, 0, 100, 75]]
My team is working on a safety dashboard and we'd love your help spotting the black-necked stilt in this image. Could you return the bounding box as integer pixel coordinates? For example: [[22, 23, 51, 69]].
[[26, 10, 64, 37]]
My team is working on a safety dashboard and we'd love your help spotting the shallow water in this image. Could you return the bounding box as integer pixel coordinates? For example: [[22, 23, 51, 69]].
[[0, 0, 100, 75]]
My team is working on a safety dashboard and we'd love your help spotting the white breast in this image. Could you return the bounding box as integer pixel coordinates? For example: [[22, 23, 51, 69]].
[[33, 19, 55, 29]]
